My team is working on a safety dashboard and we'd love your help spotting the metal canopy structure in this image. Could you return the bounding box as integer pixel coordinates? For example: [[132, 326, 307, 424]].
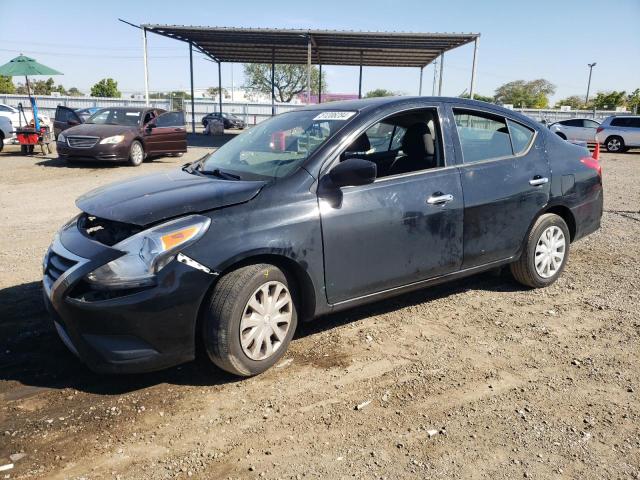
[[143, 25, 478, 67], [138, 24, 481, 132]]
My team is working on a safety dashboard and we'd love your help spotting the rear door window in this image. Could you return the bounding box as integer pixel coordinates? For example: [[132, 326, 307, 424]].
[[564, 119, 583, 127], [453, 110, 512, 163], [583, 120, 600, 129], [611, 118, 629, 127]]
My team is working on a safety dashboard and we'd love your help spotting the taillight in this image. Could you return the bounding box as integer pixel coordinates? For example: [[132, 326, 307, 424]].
[[581, 156, 602, 177], [596, 127, 604, 134]]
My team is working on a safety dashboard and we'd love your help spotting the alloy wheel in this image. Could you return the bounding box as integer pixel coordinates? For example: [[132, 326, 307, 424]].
[[534, 226, 566, 278], [240, 281, 293, 361], [607, 138, 621, 152], [131, 143, 144, 163]]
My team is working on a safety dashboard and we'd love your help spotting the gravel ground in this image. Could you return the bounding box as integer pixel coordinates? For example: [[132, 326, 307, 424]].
[[0, 142, 638, 480]]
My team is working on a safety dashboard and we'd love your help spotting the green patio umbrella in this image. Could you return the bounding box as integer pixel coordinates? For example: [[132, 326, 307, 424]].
[[0, 54, 62, 128]]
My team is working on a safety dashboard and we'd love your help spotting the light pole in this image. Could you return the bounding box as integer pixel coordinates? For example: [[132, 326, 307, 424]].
[[585, 62, 596, 104]]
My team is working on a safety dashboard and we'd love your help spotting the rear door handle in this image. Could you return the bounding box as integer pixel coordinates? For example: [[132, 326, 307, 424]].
[[529, 176, 549, 186], [427, 193, 454, 205]]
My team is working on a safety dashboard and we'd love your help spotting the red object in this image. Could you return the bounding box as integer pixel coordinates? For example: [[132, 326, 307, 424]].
[[17, 131, 39, 145], [581, 156, 602, 177], [271, 131, 286, 151], [596, 127, 604, 134], [592, 142, 600, 160]]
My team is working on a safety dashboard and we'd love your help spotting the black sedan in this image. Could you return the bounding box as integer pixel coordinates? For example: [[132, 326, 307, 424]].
[[201, 112, 246, 129], [43, 97, 603, 376]]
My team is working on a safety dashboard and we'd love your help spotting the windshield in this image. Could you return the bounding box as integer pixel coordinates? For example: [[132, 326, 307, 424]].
[[86, 109, 144, 126], [201, 110, 355, 179]]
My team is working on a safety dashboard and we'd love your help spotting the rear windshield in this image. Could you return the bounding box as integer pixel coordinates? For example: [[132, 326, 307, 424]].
[[86, 109, 144, 126], [201, 110, 355, 180]]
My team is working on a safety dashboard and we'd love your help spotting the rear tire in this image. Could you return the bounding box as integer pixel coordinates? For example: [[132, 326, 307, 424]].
[[0, 133, 4, 152], [511, 214, 570, 288], [129, 140, 144, 166], [604, 135, 624, 153], [202, 263, 298, 376]]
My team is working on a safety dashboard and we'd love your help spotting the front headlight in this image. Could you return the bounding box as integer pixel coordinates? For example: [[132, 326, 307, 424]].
[[58, 132, 66, 143], [85, 215, 211, 289], [100, 135, 125, 144]]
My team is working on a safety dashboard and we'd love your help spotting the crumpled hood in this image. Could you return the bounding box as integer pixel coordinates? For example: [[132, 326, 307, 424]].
[[63, 123, 133, 137], [76, 168, 266, 226]]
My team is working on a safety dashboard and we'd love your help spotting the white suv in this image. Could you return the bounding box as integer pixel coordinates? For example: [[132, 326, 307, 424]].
[[596, 116, 640, 152], [549, 118, 599, 142], [0, 116, 14, 152]]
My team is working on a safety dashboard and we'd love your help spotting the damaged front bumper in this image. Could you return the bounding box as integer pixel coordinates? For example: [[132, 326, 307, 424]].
[[42, 217, 217, 374]]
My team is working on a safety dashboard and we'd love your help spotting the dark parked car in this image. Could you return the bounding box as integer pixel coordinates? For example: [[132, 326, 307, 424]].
[[43, 97, 602, 376], [202, 112, 246, 129], [56, 107, 187, 166]]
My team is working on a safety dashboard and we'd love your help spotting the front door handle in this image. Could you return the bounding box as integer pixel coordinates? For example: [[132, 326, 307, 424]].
[[529, 176, 549, 186], [427, 193, 454, 205]]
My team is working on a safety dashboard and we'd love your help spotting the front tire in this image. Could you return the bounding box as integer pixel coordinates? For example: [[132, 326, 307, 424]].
[[203, 264, 298, 376], [604, 135, 624, 153], [129, 140, 144, 166], [511, 214, 570, 288]]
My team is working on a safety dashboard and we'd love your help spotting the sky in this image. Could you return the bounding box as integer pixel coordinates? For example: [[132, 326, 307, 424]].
[[1, 0, 639, 103]]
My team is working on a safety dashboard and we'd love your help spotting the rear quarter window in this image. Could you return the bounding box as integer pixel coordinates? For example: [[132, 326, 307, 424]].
[[507, 119, 535, 155]]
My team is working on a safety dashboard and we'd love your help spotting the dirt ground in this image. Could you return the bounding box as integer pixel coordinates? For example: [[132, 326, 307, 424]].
[[0, 140, 638, 480]]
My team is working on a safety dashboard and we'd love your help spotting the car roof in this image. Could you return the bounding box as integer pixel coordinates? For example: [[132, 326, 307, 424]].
[[293, 96, 537, 126]]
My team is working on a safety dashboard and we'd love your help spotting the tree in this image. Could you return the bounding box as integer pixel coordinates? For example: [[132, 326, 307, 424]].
[[628, 89, 640, 113], [206, 87, 229, 98], [67, 87, 84, 97], [591, 90, 626, 110], [554, 95, 585, 109], [461, 93, 494, 103], [365, 88, 396, 98], [0, 75, 15, 94], [243, 63, 326, 103], [91, 78, 121, 98], [494, 79, 556, 108]]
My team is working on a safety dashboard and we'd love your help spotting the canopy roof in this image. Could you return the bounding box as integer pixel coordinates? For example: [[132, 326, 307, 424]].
[[142, 25, 479, 67], [0, 55, 63, 77]]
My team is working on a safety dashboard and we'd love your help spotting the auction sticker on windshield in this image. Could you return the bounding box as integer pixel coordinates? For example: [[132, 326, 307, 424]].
[[313, 111, 356, 121]]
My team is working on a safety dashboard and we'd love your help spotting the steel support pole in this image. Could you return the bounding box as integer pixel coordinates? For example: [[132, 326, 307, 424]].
[[271, 48, 275, 116], [585, 63, 596, 104], [306, 36, 312, 104], [142, 27, 149, 104], [218, 61, 223, 117], [432, 58, 437, 96], [469, 37, 479, 100], [358, 50, 363, 99], [438, 51, 445, 96], [318, 64, 322, 104], [189, 42, 195, 133], [418, 66, 424, 96]]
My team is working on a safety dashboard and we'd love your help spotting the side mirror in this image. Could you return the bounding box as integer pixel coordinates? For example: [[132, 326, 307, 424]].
[[146, 122, 156, 130], [329, 158, 377, 188]]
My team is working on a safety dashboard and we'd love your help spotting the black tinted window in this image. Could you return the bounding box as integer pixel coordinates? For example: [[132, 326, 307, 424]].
[[157, 111, 185, 127], [611, 118, 630, 127], [564, 119, 583, 127], [454, 110, 512, 163]]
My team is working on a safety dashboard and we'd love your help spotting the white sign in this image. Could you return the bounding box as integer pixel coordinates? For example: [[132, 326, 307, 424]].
[[313, 111, 356, 121]]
